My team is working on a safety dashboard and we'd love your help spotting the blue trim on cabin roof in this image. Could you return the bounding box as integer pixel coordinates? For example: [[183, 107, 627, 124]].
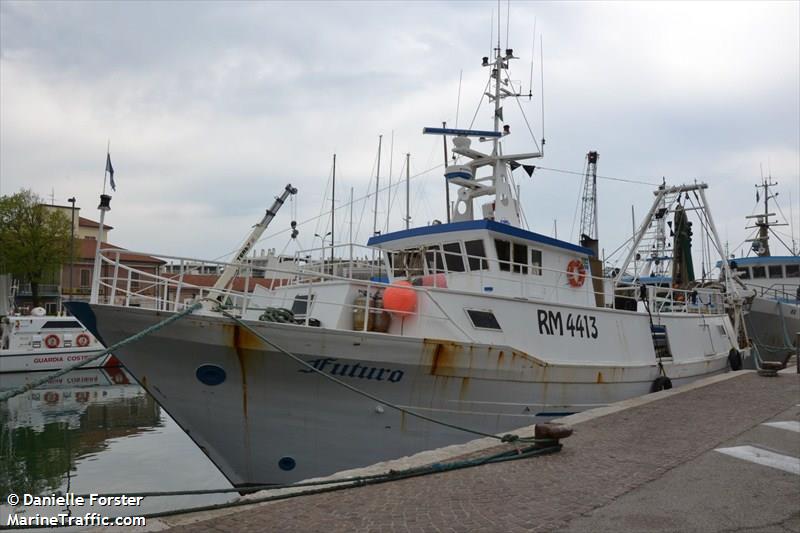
[[367, 219, 594, 256], [716, 256, 800, 267]]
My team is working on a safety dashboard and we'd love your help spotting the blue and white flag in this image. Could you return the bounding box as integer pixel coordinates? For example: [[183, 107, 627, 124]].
[[106, 153, 116, 191]]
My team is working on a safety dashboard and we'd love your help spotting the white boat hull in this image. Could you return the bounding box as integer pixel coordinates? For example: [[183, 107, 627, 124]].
[[82, 303, 732, 487], [0, 348, 115, 373]]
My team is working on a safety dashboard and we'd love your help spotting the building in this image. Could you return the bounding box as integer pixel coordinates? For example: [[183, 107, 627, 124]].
[[12, 204, 164, 314]]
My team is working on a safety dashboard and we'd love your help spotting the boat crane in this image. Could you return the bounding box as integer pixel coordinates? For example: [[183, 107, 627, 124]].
[[205, 184, 297, 310]]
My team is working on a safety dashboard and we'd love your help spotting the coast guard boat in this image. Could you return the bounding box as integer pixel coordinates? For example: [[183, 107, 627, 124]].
[[68, 42, 749, 487], [0, 309, 112, 373]]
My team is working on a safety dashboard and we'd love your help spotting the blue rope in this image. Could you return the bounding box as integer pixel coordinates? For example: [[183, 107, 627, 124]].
[[0, 302, 202, 403]]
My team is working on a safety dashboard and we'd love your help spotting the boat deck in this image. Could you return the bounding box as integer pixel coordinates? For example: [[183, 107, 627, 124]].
[[143, 366, 799, 533]]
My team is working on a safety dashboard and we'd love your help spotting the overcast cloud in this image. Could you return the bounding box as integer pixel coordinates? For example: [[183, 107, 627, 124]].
[[1, 1, 798, 267]]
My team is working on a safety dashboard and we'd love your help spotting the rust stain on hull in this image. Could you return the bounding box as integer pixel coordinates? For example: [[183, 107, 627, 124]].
[[232, 325, 249, 419]]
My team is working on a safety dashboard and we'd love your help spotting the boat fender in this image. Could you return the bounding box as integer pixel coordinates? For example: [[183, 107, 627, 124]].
[[728, 348, 742, 371], [44, 334, 61, 349], [650, 375, 672, 393], [76, 333, 91, 347], [566, 259, 586, 288]]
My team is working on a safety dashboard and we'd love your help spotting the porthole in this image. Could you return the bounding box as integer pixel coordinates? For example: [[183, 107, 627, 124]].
[[196, 364, 227, 386], [278, 456, 297, 471]]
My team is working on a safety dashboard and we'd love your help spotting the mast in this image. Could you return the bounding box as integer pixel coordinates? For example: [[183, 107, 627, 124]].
[[405, 153, 411, 230], [442, 121, 450, 223], [422, 38, 541, 227], [331, 153, 336, 272], [746, 175, 782, 257], [372, 135, 382, 237]]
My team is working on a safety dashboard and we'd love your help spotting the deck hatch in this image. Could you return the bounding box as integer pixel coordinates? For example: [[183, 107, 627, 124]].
[[465, 309, 502, 330]]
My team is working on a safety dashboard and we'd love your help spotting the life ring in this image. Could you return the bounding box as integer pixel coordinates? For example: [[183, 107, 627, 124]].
[[650, 375, 673, 393], [76, 333, 91, 347], [44, 334, 61, 349], [566, 259, 587, 288]]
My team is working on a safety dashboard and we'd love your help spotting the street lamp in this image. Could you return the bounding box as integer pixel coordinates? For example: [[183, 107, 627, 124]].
[[314, 231, 332, 274], [67, 197, 76, 302]]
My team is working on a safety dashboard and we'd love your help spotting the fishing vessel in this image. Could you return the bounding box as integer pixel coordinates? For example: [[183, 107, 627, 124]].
[[725, 176, 798, 364], [68, 41, 749, 487]]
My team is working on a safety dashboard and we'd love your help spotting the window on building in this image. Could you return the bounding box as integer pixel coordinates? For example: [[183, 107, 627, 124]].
[[786, 264, 799, 278], [531, 249, 543, 275], [131, 271, 140, 290], [80, 269, 91, 288], [752, 266, 766, 279], [464, 240, 488, 271], [768, 265, 783, 278], [495, 239, 511, 271], [737, 268, 750, 279], [512, 243, 528, 274], [442, 242, 465, 272]]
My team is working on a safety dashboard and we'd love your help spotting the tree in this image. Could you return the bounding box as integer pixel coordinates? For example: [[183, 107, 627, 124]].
[[0, 190, 73, 308]]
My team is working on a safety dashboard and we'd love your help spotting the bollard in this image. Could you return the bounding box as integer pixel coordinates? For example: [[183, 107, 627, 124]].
[[758, 361, 783, 377], [534, 423, 574, 449]]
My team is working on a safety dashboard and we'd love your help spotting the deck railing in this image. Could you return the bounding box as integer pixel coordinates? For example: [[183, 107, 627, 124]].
[[92, 241, 732, 335]]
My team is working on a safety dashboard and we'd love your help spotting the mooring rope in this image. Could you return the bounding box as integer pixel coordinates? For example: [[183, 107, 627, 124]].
[[0, 443, 562, 530], [0, 302, 203, 403], [216, 305, 535, 444]]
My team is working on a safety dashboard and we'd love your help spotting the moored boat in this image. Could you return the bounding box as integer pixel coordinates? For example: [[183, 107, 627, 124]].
[[67, 39, 749, 487], [0, 309, 114, 373]]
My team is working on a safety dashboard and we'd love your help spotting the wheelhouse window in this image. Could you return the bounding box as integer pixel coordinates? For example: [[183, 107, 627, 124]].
[[442, 242, 465, 272], [391, 249, 424, 278], [495, 239, 511, 272], [752, 266, 766, 279], [786, 264, 800, 278], [425, 245, 445, 274], [768, 265, 783, 278], [736, 267, 750, 279], [530, 249, 543, 275], [464, 240, 488, 271], [512, 243, 528, 274]]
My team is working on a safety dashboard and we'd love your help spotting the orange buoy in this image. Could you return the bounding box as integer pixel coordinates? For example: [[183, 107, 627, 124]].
[[383, 280, 417, 315]]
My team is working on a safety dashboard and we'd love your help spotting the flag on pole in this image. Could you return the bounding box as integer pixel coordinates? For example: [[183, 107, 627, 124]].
[[106, 153, 116, 191]]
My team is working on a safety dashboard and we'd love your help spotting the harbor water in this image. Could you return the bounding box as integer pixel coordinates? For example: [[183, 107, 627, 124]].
[[0, 367, 237, 525]]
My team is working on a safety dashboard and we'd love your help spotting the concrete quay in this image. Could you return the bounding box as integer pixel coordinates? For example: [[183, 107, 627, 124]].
[[150, 369, 799, 533]]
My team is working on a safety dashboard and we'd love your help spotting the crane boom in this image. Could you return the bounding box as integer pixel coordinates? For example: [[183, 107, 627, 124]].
[[578, 151, 599, 243], [206, 183, 297, 309]]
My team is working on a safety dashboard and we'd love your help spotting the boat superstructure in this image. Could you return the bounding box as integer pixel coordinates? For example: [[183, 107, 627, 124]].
[[725, 176, 799, 363], [68, 40, 748, 488]]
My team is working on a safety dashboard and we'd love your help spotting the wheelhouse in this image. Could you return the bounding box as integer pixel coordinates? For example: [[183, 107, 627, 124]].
[[368, 219, 595, 306]]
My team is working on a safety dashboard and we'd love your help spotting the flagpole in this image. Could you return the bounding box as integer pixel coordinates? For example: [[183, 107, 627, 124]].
[[90, 144, 112, 304]]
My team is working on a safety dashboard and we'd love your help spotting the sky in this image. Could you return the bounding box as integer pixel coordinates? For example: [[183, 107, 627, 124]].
[[1, 0, 799, 270]]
